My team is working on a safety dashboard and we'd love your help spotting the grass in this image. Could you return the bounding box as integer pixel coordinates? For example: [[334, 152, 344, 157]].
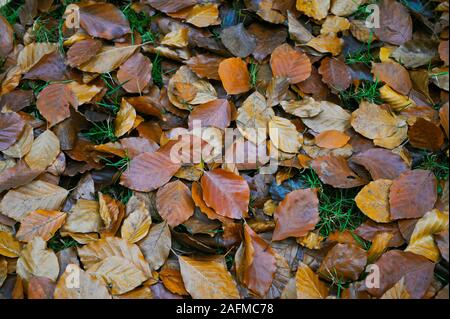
[[350, 0, 380, 20], [339, 79, 382, 110], [248, 59, 259, 89], [32, 17, 60, 43], [300, 169, 365, 237], [416, 152, 449, 195], [101, 155, 130, 173], [101, 183, 133, 204], [48, 232, 79, 252], [151, 53, 163, 88], [121, 3, 157, 45], [0, 0, 23, 25], [82, 121, 117, 144], [345, 32, 376, 67]]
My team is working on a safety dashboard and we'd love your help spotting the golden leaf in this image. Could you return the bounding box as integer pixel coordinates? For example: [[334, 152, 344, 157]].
[[121, 198, 151, 244], [0, 257, 6, 287], [0, 231, 21, 258], [307, 34, 344, 56], [297, 232, 324, 250], [87, 256, 147, 295], [179, 255, 240, 299], [63, 200, 102, 234], [296, 0, 330, 20], [77, 236, 152, 279], [367, 232, 394, 263], [321, 16, 350, 35], [281, 97, 322, 118], [98, 193, 125, 238], [54, 264, 111, 299], [161, 28, 189, 48], [16, 237, 59, 282], [114, 99, 136, 137], [269, 116, 301, 153], [0, 180, 68, 222], [295, 262, 328, 299], [185, 3, 220, 28], [67, 82, 102, 105], [406, 209, 449, 262], [16, 210, 67, 242], [379, 84, 415, 111], [78, 45, 139, 74], [24, 130, 60, 171], [330, 0, 364, 16], [355, 179, 393, 223]]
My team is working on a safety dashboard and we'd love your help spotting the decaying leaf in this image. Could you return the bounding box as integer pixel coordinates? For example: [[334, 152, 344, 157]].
[[16, 210, 66, 242]]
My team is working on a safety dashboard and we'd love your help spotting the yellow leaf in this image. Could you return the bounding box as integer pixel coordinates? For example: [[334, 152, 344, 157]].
[[186, 3, 220, 28], [78, 45, 139, 74], [67, 82, 102, 105], [307, 34, 344, 56], [24, 130, 60, 171], [380, 84, 415, 111], [297, 232, 324, 250], [321, 16, 350, 35], [296, 0, 330, 20], [63, 200, 102, 234], [351, 101, 400, 139], [98, 193, 125, 237], [355, 180, 393, 223], [379, 47, 396, 62], [54, 264, 111, 299], [121, 198, 152, 243], [0, 180, 68, 222], [161, 28, 189, 48], [295, 262, 329, 299], [367, 232, 394, 263], [114, 99, 136, 137], [0, 257, 6, 287], [16, 210, 67, 242], [406, 209, 449, 262], [16, 237, 59, 282], [87, 256, 147, 295], [179, 255, 240, 299], [269, 116, 301, 153], [0, 231, 21, 258]]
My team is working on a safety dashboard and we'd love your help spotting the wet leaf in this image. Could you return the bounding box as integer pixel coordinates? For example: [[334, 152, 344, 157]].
[[372, 62, 412, 95], [408, 118, 445, 151], [318, 243, 367, 281]]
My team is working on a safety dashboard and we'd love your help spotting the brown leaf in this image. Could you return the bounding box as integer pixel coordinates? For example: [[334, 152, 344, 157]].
[[186, 54, 224, 80], [201, 169, 250, 219], [218, 58, 251, 95], [350, 148, 409, 180], [67, 39, 102, 68], [273, 189, 319, 241], [138, 222, 171, 271], [435, 229, 449, 262], [439, 40, 449, 66], [311, 155, 367, 188], [156, 180, 194, 227], [16, 210, 66, 243], [36, 84, 78, 127], [188, 99, 232, 130], [242, 224, 276, 297], [355, 221, 405, 247], [374, 0, 412, 45], [0, 112, 26, 151], [220, 23, 256, 58], [319, 243, 367, 281], [355, 180, 392, 223], [117, 53, 152, 94], [78, 2, 130, 40], [318, 57, 352, 91], [0, 160, 41, 193], [389, 170, 437, 220], [145, 0, 197, 13], [372, 62, 412, 95], [24, 130, 60, 171], [0, 16, 14, 58], [17, 42, 58, 73], [315, 130, 350, 149], [365, 250, 434, 298], [179, 255, 240, 299], [121, 198, 151, 243], [301, 99, 351, 133], [114, 99, 136, 137], [63, 199, 102, 234], [439, 102, 449, 138], [270, 44, 311, 84], [77, 45, 139, 74], [408, 118, 445, 151], [27, 276, 55, 299], [248, 23, 287, 62]]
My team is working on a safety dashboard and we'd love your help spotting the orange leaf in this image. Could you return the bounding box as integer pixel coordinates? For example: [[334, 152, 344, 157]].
[[36, 84, 78, 127], [156, 180, 195, 227], [270, 44, 311, 84], [218, 58, 251, 95], [16, 210, 67, 242], [314, 130, 350, 149]]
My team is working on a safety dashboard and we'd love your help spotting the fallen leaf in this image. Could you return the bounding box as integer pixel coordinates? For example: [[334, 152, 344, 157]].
[[294, 262, 328, 299], [319, 243, 367, 281], [0, 231, 21, 258], [138, 222, 171, 271], [389, 170, 437, 220], [17, 237, 59, 282], [372, 62, 412, 95], [270, 44, 311, 84], [408, 117, 445, 151], [218, 58, 251, 95], [315, 130, 350, 149], [273, 189, 319, 240], [77, 45, 139, 74], [121, 197, 151, 243], [179, 255, 240, 299], [355, 180, 392, 223], [117, 53, 152, 94], [186, 54, 223, 80], [188, 99, 232, 130], [0, 112, 26, 151], [63, 199, 102, 234], [248, 23, 287, 62], [296, 0, 330, 20], [16, 210, 66, 242], [269, 116, 301, 153], [280, 97, 322, 118], [27, 276, 55, 299], [311, 155, 367, 188], [17, 42, 58, 73], [98, 193, 125, 237], [367, 232, 394, 263], [67, 39, 102, 67], [0, 180, 68, 222], [307, 34, 344, 56], [221, 23, 256, 58], [302, 100, 351, 133], [374, 0, 412, 45], [24, 130, 60, 171], [201, 169, 250, 219], [0, 16, 14, 58], [318, 57, 352, 91], [380, 277, 410, 299], [330, 0, 364, 16]]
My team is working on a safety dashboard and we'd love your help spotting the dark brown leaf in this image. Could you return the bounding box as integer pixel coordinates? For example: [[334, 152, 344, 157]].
[[0, 112, 26, 151], [67, 39, 103, 68], [318, 57, 352, 91], [220, 23, 256, 58], [36, 84, 78, 127], [311, 155, 367, 188], [408, 118, 445, 151], [248, 23, 287, 62], [318, 243, 367, 281]]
